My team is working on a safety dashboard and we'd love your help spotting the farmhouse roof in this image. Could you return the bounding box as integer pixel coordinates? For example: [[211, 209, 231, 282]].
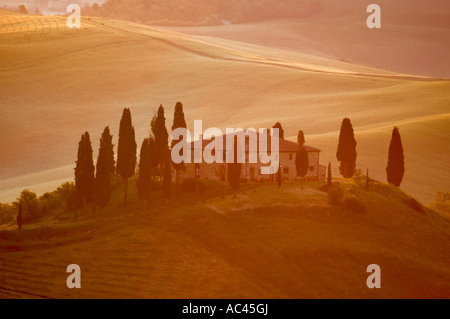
[[187, 130, 321, 153]]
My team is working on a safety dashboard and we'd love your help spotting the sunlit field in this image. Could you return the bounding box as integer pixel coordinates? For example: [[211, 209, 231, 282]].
[[0, 3, 449, 299], [0, 11, 449, 204]]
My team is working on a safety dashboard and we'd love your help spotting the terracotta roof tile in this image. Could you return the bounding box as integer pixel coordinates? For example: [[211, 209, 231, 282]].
[[187, 130, 321, 153]]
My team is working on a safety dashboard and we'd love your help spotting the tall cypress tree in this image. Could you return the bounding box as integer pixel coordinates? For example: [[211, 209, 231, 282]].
[[148, 136, 158, 169], [95, 127, 114, 209], [163, 150, 172, 206], [327, 162, 332, 187], [171, 102, 187, 133], [116, 108, 137, 206], [74, 132, 95, 217], [228, 136, 241, 197], [295, 129, 309, 188], [102, 126, 115, 176], [17, 203, 23, 230], [336, 118, 357, 178], [151, 105, 169, 176], [276, 163, 282, 188], [366, 168, 370, 191], [386, 127, 405, 187], [137, 138, 152, 211], [171, 102, 187, 192], [296, 148, 309, 189], [297, 130, 305, 146]]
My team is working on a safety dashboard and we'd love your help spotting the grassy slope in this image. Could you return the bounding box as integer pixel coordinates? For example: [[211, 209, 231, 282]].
[[1, 179, 449, 298], [0, 12, 449, 206], [169, 0, 450, 78]]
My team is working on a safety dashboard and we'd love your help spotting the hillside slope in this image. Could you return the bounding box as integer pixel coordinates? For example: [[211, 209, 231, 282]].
[[1, 180, 449, 298], [0, 12, 449, 205], [84, 0, 450, 77], [82, 0, 320, 26]]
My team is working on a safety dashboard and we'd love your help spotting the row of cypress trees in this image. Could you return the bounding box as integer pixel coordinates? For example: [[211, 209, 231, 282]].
[[137, 103, 185, 210], [74, 103, 188, 215], [74, 110, 406, 217], [282, 117, 405, 189], [74, 126, 115, 220]]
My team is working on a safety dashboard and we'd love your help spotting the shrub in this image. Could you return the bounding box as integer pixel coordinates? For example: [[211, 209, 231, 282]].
[[111, 174, 122, 189], [18, 189, 40, 221], [56, 182, 79, 212], [343, 195, 366, 214], [39, 192, 60, 214], [353, 168, 363, 181], [0, 203, 16, 225], [151, 180, 162, 191], [371, 181, 405, 201], [405, 197, 425, 214], [18, 4, 28, 14], [181, 178, 207, 193], [430, 192, 450, 216], [327, 185, 343, 205]]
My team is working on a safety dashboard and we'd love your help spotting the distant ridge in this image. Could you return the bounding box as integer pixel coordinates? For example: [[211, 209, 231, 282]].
[[83, 0, 320, 26]]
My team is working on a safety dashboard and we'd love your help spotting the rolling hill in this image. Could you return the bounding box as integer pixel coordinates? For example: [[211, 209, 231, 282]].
[[0, 11, 449, 205], [168, 0, 450, 78], [1, 179, 449, 298], [0, 9, 449, 299], [82, 0, 320, 26], [85, 0, 450, 78]]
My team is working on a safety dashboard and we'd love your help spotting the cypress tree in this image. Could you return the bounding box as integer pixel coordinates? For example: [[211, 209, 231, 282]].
[[295, 130, 309, 189], [327, 162, 332, 187], [163, 150, 172, 206], [366, 168, 369, 191], [95, 127, 114, 209], [171, 102, 187, 133], [386, 127, 405, 187], [102, 126, 115, 176], [295, 147, 309, 189], [17, 203, 23, 230], [148, 136, 158, 169], [137, 138, 152, 211], [228, 136, 241, 197], [151, 105, 169, 176], [171, 102, 187, 193], [297, 130, 305, 147], [74, 132, 95, 217], [273, 122, 284, 139], [116, 108, 137, 206], [276, 164, 282, 188], [336, 118, 357, 178]]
